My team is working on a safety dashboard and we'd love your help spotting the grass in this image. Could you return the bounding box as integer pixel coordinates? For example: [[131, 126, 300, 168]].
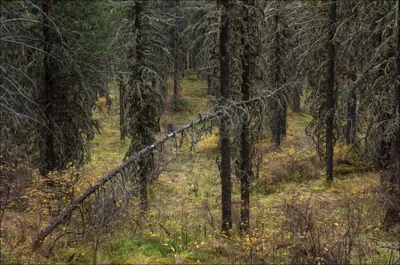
[[103, 236, 175, 264], [161, 77, 209, 129], [2, 76, 399, 264]]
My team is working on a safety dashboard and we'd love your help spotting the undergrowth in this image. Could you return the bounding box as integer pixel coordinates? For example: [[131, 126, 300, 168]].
[[1, 76, 399, 265]]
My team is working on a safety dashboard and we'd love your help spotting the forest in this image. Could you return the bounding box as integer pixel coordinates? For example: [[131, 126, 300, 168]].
[[1, 0, 399, 264]]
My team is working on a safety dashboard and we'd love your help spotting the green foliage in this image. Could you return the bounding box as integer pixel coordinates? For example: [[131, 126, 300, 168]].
[[0, 0, 117, 173], [105, 236, 172, 264], [55, 1, 118, 54], [2, 1, 400, 264]]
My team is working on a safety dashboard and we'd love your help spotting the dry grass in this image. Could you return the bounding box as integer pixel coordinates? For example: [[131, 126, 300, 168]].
[[1, 77, 398, 264]]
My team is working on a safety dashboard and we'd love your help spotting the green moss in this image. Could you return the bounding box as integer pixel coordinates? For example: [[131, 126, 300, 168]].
[[334, 164, 370, 177], [367, 248, 398, 264]]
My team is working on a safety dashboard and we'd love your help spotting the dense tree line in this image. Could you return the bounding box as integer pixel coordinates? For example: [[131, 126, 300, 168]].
[[1, 0, 399, 241]]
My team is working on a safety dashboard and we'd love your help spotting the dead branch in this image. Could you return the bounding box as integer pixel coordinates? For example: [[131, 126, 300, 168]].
[[33, 111, 220, 250]]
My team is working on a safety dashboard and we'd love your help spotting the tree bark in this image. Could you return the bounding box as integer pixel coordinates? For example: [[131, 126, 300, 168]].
[[393, 0, 400, 174], [384, 0, 400, 226], [281, 100, 287, 139], [173, 0, 180, 110], [326, 0, 336, 182], [134, 0, 147, 210], [186, 51, 190, 71], [346, 72, 356, 145], [42, 0, 56, 175], [158, 46, 168, 102], [293, 81, 301, 113], [272, 11, 286, 146], [119, 74, 125, 141], [207, 74, 213, 95], [371, 4, 392, 169], [219, 0, 232, 234], [239, 0, 253, 234]]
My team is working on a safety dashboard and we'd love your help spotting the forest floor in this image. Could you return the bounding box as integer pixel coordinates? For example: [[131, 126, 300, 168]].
[[2, 76, 399, 264]]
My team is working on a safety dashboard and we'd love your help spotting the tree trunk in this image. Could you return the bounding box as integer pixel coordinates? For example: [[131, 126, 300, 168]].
[[186, 51, 190, 71], [158, 48, 168, 102], [119, 74, 125, 141], [379, 139, 391, 168], [384, 0, 400, 226], [326, 0, 336, 182], [173, 0, 180, 110], [373, 6, 391, 169], [293, 81, 301, 113], [42, 0, 56, 175], [281, 100, 287, 139], [219, 0, 232, 234], [292, 33, 301, 113], [104, 90, 112, 111], [139, 162, 148, 211], [239, 0, 253, 234], [346, 73, 356, 145], [393, 0, 400, 174], [207, 74, 213, 95], [134, 0, 147, 210], [272, 11, 286, 146]]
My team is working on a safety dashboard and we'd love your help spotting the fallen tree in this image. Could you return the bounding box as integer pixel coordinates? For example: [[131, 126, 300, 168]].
[[33, 94, 273, 251], [33, 111, 220, 250]]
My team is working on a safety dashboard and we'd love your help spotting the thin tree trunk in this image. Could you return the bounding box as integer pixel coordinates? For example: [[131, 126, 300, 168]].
[[239, 0, 253, 234], [273, 12, 281, 146], [207, 74, 213, 95], [219, 0, 232, 234], [139, 161, 148, 211], [326, 0, 336, 182], [104, 90, 112, 111], [272, 11, 285, 146], [159, 50, 168, 101], [346, 73, 356, 145], [293, 81, 301, 113], [173, 0, 179, 110], [182, 52, 185, 78], [292, 34, 301, 113], [282, 100, 287, 139], [186, 51, 190, 71], [42, 0, 56, 175], [119, 74, 125, 141]]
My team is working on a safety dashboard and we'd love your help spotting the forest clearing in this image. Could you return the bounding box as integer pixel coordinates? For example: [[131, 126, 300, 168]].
[[1, 0, 400, 264]]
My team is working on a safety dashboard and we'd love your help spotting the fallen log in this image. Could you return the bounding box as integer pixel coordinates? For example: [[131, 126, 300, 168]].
[[33, 93, 276, 250], [33, 111, 220, 250]]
